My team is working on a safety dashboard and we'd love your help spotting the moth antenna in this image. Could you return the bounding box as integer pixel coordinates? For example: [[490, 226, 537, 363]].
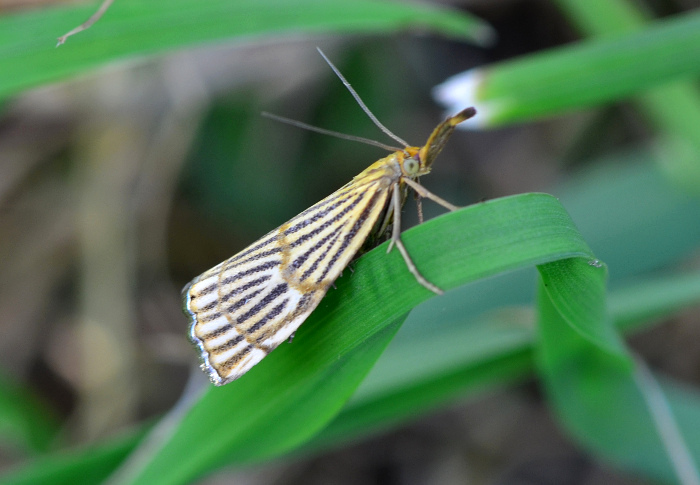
[[262, 112, 401, 152], [317, 47, 410, 148]]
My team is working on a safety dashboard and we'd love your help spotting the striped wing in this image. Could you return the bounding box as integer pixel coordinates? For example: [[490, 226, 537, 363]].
[[183, 172, 394, 385]]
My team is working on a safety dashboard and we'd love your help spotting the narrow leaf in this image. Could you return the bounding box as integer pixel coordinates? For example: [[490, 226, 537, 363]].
[[0, 0, 489, 99], [434, 10, 700, 127]]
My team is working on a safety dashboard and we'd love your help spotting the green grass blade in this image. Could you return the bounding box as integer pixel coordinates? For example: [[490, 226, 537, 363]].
[[536, 278, 700, 483], [554, 151, 700, 279], [538, 257, 624, 356], [553, 0, 646, 35], [0, 0, 489, 99], [554, 0, 700, 192], [108, 193, 618, 484], [435, 10, 700, 128], [0, 372, 58, 454], [0, 427, 147, 485], [613, 271, 700, 332], [116, 313, 408, 485], [632, 359, 700, 484], [305, 307, 536, 450], [311, 265, 700, 451], [5, 264, 700, 484], [7, 256, 700, 484], [324, 153, 700, 449]]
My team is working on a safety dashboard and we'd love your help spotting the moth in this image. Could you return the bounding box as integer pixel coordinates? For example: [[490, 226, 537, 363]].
[[183, 51, 475, 386]]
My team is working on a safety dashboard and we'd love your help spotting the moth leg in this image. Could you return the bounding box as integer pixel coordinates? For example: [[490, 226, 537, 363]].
[[288, 332, 296, 343], [415, 176, 424, 224], [386, 184, 399, 254], [377, 199, 395, 244], [403, 177, 459, 212], [388, 183, 444, 295]]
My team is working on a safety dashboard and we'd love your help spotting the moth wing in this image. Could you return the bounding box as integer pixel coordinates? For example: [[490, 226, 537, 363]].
[[183, 177, 392, 385]]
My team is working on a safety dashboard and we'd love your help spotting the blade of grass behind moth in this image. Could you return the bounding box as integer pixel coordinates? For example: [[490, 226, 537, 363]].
[[0, 0, 489, 98]]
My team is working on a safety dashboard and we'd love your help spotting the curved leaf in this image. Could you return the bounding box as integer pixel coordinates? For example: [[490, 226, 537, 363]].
[[537, 281, 700, 484], [110, 193, 623, 484], [6, 184, 700, 483]]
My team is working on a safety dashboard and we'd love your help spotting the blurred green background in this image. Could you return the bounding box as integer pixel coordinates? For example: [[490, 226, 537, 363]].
[[1, 0, 700, 484]]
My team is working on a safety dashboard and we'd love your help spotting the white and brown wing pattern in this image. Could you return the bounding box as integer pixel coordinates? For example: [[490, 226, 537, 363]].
[[183, 168, 395, 385]]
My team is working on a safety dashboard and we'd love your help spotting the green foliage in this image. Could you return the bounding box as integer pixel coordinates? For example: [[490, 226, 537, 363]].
[[0, 372, 57, 455], [0, 0, 487, 98], [469, 10, 700, 126], [124, 194, 617, 484], [1, 0, 700, 484]]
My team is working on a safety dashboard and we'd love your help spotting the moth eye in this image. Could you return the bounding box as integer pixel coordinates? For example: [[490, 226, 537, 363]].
[[404, 158, 420, 175]]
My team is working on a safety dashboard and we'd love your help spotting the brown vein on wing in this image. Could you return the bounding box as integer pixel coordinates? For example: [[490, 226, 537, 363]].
[[281, 189, 368, 283], [222, 231, 279, 267], [192, 183, 363, 303], [235, 282, 289, 325], [316, 188, 388, 283], [189, 172, 393, 381], [290, 291, 316, 319], [253, 291, 319, 346], [289, 180, 359, 221], [219, 345, 253, 371], [240, 227, 347, 344], [211, 298, 289, 355], [199, 287, 265, 326], [191, 252, 285, 359], [217, 286, 290, 371], [202, 267, 279, 327], [231, 247, 284, 268], [291, 224, 344, 272], [210, 186, 372, 350], [245, 183, 391, 346], [288, 189, 368, 248], [196, 259, 281, 298], [214, 282, 288, 341], [245, 299, 289, 336], [299, 225, 346, 282], [197, 275, 272, 312], [284, 194, 348, 235], [190, 191, 357, 374], [283, 172, 381, 233], [199, 269, 289, 376], [190, 175, 377, 301], [209, 333, 244, 354], [219, 259, 282, 287], [188, 234, 280, 296]]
